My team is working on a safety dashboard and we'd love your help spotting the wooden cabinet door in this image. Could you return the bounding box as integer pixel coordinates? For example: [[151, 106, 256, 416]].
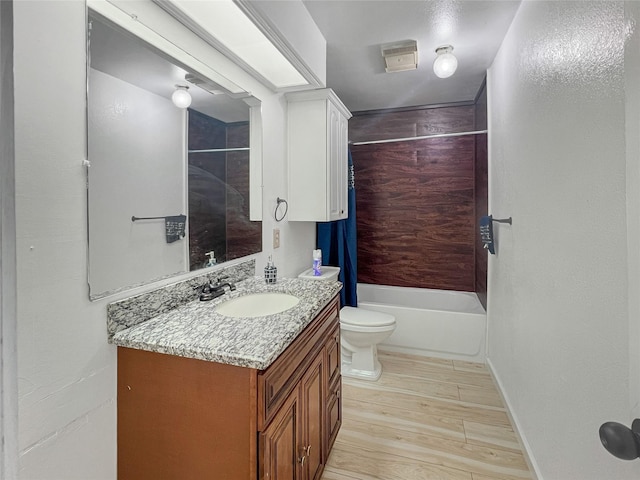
[[325, 326, 340, 388], [260, 390, 300, 480], [326, 380, 342, 455], [258, 296, 340, 480], [324, 325, 342, 457], [300, 351, 325, 480]]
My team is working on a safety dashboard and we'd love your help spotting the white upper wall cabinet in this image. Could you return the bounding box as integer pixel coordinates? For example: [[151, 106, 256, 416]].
[[287, 89, 352, 222]]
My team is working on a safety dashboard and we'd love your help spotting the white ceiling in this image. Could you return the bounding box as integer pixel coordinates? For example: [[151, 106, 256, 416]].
[[90, 1, 522, 117], [301, 0, 522, 112]]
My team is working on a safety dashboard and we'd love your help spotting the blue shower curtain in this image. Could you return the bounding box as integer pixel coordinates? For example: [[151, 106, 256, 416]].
[[317, 149, 357, 307]]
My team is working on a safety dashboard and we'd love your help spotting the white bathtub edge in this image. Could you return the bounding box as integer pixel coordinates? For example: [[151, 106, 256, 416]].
[[360, 300, 487, 363], [378, 344, 486, 363]]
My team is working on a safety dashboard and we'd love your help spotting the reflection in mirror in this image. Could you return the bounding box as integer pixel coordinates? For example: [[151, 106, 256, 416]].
[[87, 11, 262, 299]]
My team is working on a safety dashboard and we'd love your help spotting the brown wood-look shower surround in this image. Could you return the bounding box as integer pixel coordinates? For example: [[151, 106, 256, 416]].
[[188, 110, 261, 270], [350, 87, 488, 304], [225, 124, 259, 260], [475, 83, 488, 308]]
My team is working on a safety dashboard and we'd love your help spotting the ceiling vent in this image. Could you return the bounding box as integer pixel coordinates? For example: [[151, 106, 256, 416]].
[[381, 40, 418, 73]]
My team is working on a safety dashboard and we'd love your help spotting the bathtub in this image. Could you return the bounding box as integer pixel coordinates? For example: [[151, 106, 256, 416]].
[[357, 283, 487, 362]]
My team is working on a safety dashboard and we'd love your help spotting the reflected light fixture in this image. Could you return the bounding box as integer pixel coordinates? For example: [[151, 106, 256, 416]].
[[433, 45, 458, 78], [171, 85, 192, 108]]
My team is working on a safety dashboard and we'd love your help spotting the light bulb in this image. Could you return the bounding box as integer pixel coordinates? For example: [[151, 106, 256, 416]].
[[171, 85, 192, 108], [433, 45, 458, 79]]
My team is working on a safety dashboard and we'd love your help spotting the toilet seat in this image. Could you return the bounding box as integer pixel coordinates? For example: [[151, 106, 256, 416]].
[[340, 306, 395, 327]]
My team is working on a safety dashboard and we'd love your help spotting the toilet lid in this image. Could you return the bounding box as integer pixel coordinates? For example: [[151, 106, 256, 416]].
[[340, 306, 395, 327]]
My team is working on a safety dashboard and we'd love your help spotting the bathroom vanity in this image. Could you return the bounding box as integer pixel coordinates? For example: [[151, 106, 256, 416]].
[[112, 277, 341, 480]]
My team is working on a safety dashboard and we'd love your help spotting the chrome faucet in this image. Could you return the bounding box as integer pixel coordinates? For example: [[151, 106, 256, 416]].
[[211, 276, 236, 294], [199, 276, 236, 301]]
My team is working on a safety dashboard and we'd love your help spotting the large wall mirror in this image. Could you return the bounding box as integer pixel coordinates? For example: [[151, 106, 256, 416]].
[[87, 5, 262, 299]]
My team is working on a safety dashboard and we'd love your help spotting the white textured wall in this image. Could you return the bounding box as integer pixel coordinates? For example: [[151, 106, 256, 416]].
[[13, 1, 316, 477], [14, 2, 117, 477], [258, 93, 316, 279], [1, 0, 18, 477], [625, 0, 640, 421], [487, 1, 638, 478]]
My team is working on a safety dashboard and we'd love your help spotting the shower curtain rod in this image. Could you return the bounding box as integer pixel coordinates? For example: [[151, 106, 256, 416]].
[[188, 147, 250, 153], [349, 129, 488, 146]]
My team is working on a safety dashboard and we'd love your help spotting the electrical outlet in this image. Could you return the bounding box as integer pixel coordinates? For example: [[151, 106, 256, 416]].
[[273, 228, 280, 249]]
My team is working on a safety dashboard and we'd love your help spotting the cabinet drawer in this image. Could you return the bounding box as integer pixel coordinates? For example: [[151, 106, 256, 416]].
[[258, 297, 339, 430], [326, 380, 342, 454]]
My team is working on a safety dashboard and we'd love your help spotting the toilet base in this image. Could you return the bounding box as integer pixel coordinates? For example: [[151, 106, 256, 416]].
[[339, 307, 396, 383], [341, 359, 382, 381], [341, 344, 383, 381]]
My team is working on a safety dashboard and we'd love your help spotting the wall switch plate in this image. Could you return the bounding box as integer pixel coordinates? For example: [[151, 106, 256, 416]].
[[273, 228, 280, 249]]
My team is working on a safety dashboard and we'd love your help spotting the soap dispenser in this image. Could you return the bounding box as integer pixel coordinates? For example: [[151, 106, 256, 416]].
[[264, 255, 277, 284], [205, 251, 216, 267]]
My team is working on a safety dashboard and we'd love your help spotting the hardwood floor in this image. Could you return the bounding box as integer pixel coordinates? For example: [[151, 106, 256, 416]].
[[322, 351, 531, 480]]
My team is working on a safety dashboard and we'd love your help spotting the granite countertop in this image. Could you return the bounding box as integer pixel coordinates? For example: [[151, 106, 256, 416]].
[[112, 277, 342, 370]]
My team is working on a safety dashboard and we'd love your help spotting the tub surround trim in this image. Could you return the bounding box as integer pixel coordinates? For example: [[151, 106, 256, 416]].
[[106, 259, 256, 342], [111, 276, 341, 370]]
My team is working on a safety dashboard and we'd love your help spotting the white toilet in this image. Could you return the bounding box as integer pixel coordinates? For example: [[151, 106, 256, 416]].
[[298, 266, 396, 381], [339, 306, 396, 381]]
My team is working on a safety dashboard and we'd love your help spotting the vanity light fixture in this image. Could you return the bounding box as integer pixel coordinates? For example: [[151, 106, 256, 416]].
[[156, 0, 309, 89], [185, 73, 224, 96], [171, 85, 192, 108], [433, 45, 458, 78]]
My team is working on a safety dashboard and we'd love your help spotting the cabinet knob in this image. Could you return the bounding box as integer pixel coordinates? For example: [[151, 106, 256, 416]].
[[298, 455, 306, 466], [304, 445, 312, 456]]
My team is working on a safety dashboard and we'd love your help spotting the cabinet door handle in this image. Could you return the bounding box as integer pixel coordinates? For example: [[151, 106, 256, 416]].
[[298, 445, 307, 465], [303, 445, 312, 456]]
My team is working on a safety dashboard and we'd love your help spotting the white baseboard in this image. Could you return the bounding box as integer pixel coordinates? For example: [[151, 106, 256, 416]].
[[486, 357, 543, 480]]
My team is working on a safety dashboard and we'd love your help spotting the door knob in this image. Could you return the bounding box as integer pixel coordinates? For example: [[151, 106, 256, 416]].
[[599, 419, 640, 460]]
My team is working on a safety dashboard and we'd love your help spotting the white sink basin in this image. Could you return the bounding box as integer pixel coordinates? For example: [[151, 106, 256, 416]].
[[215, 292, 300, 318]]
